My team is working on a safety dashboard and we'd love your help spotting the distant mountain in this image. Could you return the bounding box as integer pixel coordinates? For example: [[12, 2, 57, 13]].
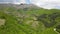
[[0, 3, 40, 9]]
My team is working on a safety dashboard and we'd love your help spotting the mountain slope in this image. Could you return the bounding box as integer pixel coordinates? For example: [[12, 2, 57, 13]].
[[0, 4, 60, 34], [0, 4, 40, 9]]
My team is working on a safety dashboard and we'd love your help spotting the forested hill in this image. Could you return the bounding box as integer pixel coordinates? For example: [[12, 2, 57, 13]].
[[0, 4, 60, 34]]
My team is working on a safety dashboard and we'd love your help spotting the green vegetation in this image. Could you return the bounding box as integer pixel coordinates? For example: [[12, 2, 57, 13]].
[[0, 6, 60, 34]]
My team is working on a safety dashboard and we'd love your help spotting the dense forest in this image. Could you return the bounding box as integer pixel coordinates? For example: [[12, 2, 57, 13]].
[[0, 4, 60, 34]]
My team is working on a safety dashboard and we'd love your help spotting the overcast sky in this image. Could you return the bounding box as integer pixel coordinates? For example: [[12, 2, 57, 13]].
[[0, 0, 60, 9], [30, 0, 60, 9]]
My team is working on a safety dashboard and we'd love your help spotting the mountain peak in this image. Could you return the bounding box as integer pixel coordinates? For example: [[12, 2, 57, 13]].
[[0, 3, 40, 10]]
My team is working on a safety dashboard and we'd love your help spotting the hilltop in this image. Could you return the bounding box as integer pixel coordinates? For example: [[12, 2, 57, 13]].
[[0, 3, 40, 9]]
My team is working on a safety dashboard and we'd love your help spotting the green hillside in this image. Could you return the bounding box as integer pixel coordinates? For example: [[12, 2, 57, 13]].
[[0, 4, 60, 34]]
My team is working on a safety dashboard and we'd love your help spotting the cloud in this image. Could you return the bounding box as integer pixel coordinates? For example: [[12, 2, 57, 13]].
[[0, 0, 21, 4], [0, 0, 60, 9], [0, 0, 15, 3], [26, 0, 31, 4], [30, 0, 60, 9]]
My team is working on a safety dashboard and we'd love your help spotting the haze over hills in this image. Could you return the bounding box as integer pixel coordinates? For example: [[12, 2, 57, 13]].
[[0, 3, 40, 9], [0, 0, 60, 9]]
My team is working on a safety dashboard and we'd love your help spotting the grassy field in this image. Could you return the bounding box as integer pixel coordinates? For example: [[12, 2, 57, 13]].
[[0, 7, 60, 34]]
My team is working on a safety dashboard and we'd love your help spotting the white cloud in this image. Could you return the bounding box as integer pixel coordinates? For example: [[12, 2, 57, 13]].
[[30, 0, 60, 9], [16, 0, 26, 4], [20, 0, 26, 3]]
